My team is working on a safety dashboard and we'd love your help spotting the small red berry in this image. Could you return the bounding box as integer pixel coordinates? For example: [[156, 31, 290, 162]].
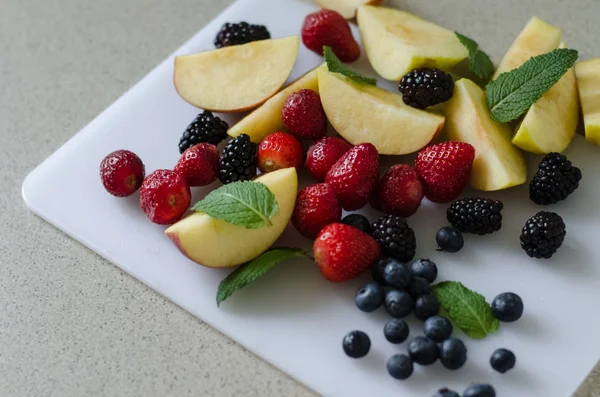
[[140, 169, 191, 225], [376, 164, 424, 217], [292, 183, 342, 239], [257, 132, 304, 173], [282, 89, 328, 140], [314, 223, 381, 282], [326, 143, 379, 211], [305, 136, 353, 182], [415, 141, 475, 203], [301, 9, 360, 62], [174, 143, 220, 187], [100, 149, 145, 197]]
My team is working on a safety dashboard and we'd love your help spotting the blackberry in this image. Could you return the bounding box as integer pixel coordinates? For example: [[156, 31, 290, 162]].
[[219, 134, 258, 184], [520, 211, 566, 259], [447, 197, 504, 235], [179, 111, 229, 154], [529, 152, 582, 205], [398, 68, 454, 109], [214, 22, 270, 48], [372, 215, 417, 262]]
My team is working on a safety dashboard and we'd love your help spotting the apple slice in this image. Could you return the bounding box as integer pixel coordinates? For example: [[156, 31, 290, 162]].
[[576, 58, 600, 146], [318, 70, 445, 155], [316, 0, 382, 19], [174, 36, 299, 113], [444, 79, 527, 191], [228, 64, 327, 143], [357, 5, 468, 81], [512, 43, 579, 153], [493, 17, 561, 79], [165, 168, 298, 268]]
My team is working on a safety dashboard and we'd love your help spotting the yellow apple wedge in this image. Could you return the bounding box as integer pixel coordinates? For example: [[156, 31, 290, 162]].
[[318, 70, 445, 155], [228, 64, 327, 143], [165, 168, 298, 268], [357, 5, 468, 81], [493, 17, 561, 79], [444, 79, 527, 191], [174, 36, 299, 112], [316, 0, 382, 19], [576, 58, 600, 146], [512, 43, 579, 154]]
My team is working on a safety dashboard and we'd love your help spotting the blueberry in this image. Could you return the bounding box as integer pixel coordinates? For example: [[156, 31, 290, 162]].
[[423, 315, 453, 342], [354, 282, 385, 312], [341, 214, 372, 234], [436, 226, 464, 253], [490, 348, 516, 373], [408, 276, 432, 298], [371, 258, 390, 286], [383, 319, 410, 344], [414, 294, 440, 320], [407, 336, 439, 365], [386, 354, 414, 380], [432, 388, 460, 397], [410, 258, 438, 283], [463, 383, 496, 397], [440, 338, 467, 370], [383, 258, 412, 288], [384, 290, 414, 318], [342, 330, 371, 358], [491, 292, 523, 322]]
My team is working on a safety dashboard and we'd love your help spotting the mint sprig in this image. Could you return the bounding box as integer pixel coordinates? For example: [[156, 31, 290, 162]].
[[486, 48, 578, 123], [323, 46, 377, 86], [216, 248, 309, 306], [192, 181, 278, 229], [432, 281, 499, 339], [455, 32, 494, 80]]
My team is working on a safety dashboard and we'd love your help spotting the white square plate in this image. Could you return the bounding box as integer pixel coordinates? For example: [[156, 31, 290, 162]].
[[22, 0, 600, 395]]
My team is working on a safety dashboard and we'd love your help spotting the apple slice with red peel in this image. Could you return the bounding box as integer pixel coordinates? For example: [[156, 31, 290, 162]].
[[174, 36, 299, 113], [318, 69, 445, 155], [165, 168, 298, 268]]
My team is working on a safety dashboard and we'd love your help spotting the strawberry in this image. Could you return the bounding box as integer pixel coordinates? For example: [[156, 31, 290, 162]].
[[100, 150, 145, 197], [325, 143, 379, 211], [292, 183, 342, 239], [282, 89, 327, 140], [140, 169, 191, 225], [415, 141, 476, 203], [257, 132, 304, 173], [314, 223, 381, 282], [376, 164, 424, 217], [301, 9, 360, 63], [174, 143, 219, 187], [305, 136, 353, 182]]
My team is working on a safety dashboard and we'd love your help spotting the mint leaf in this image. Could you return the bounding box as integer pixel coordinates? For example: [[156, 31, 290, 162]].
[[192, 181, 278, 229], [216, 248, 308, 306], [432, 281, 499, 339], [455, 32, 494, 80], [486, 48, 578, 122], [324, 46, 377, 86]]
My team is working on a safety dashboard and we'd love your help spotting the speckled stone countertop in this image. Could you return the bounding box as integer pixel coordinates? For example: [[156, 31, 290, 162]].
[[1, 0, 599, 396]]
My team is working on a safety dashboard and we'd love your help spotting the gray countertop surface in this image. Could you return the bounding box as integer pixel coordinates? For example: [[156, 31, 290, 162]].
[[1, 0, 599, 396]]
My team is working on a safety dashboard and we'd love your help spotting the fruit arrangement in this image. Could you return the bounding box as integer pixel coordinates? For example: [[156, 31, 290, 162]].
[[97, 3, 599, 396]]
